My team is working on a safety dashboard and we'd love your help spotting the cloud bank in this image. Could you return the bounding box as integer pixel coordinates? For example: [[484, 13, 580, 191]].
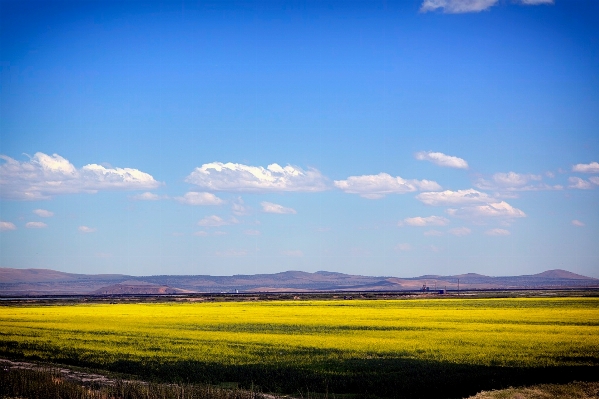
[[0, 153, 160, 200], [185, 162, 327, 192], [414, 151, 468, 169], [334, 173, 441, 199]]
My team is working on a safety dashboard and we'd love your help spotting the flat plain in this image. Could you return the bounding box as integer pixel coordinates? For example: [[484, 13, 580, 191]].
[[1, 296, 598, 398]]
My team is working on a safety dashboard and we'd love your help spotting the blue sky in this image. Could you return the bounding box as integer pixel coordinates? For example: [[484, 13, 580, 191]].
[[1, 0, 598, 278]]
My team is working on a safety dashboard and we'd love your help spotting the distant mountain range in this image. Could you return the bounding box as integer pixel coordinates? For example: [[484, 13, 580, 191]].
[[0, 267, 597, 296]]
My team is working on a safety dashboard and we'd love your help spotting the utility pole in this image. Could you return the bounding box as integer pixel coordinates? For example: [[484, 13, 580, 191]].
[[457, 278, 460, 296]]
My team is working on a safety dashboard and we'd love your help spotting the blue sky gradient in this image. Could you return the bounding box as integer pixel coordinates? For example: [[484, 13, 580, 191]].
[[1, 0, 598, 277]]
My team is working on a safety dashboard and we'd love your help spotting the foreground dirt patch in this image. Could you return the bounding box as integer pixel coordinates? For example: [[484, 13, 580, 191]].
[[469, 381, 599, 399]]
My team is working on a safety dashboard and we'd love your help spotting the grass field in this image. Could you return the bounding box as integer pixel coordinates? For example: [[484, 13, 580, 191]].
[[1, 297, 598, 398]]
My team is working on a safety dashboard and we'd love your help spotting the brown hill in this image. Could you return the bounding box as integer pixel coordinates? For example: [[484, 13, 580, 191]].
[[1, 267, 597, 295], [91, 281, 189, 295]]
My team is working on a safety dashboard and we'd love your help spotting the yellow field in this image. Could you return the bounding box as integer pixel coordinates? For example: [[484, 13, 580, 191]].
[[1, 297, 598, 397]]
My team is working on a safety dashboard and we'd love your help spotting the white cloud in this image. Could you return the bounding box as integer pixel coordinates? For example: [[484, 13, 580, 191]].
[[449, 227, 471, 236], [334, 173, 441, 199], [261, 201, 297, 214], [78, 225, 96, 233], [395, 243, 412, 252], [424, 229, 444, 236], [447, 201, 526, 219], [414, 151, 468, 169], [185, 162, 327, 192], [193, 231, 208, 237], [417, 189, 494, 206], [131, 192, 164, 201], [281, 250, 304, 257], [197, 215, 237, 227], [572, 162, 599, 174], [475, 172, 561, 192], [590, 177, 599, 185], [0, 153, 160, 200], [244, 229, 261, 236], [26, 222, 47, 229], [401, 215, 450, 227], [420, 0, 498, 14], [33, 209, 54, 217], [568, 177, 593, 190], [175, 192, 223, 206], [571, 220, 585, 227], [0, 221, 16, 231], [232, 197, 250, 216], [485, 228, 511, 236], [517, 0, 553, 4]]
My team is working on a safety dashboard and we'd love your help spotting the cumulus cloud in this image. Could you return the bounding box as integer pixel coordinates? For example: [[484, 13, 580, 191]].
[[568, 177, 593, 190], [449, 227, 471, 236], [0, 153, 160, 200], [416, 189, 495, 206], [485, 228, 511, 236], [571, 220, 585, 227], [131, 192, 164, 201], [0, 221, 16, 231], [244, 229, 261, 236], [197, 215, 237, 227], [175, 192, 223, 206], [420, 0, 498, 13], [414, 151, 468, 169], [475, 172, 562, 192], [185, 162, 327, 192], [334, 173, 441, 199], [33, 209, 54, 217], [447, 201, 526, 219], [395, 243, 412, 252], [401, 215, 450, 227], [78, 226, 96, 233], [26, 222, 47, 229], [261, 202, 297, 214], [572, 162, 599, 174]]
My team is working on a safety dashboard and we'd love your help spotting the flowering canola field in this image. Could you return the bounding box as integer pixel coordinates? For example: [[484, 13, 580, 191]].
[[1, 297, 598, 397]]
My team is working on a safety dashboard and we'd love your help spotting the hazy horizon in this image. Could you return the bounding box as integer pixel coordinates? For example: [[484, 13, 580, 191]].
[[1, 0, 598, 278]]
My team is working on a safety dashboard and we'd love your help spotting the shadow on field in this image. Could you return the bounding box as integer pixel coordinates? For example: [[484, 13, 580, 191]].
[[148, 360, 599, 398], [38, 357, 599, 399], [2, 341, 598, 399]]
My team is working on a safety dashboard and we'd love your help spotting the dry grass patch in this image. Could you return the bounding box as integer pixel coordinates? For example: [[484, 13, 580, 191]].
[[469, 381, 599, 399]]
